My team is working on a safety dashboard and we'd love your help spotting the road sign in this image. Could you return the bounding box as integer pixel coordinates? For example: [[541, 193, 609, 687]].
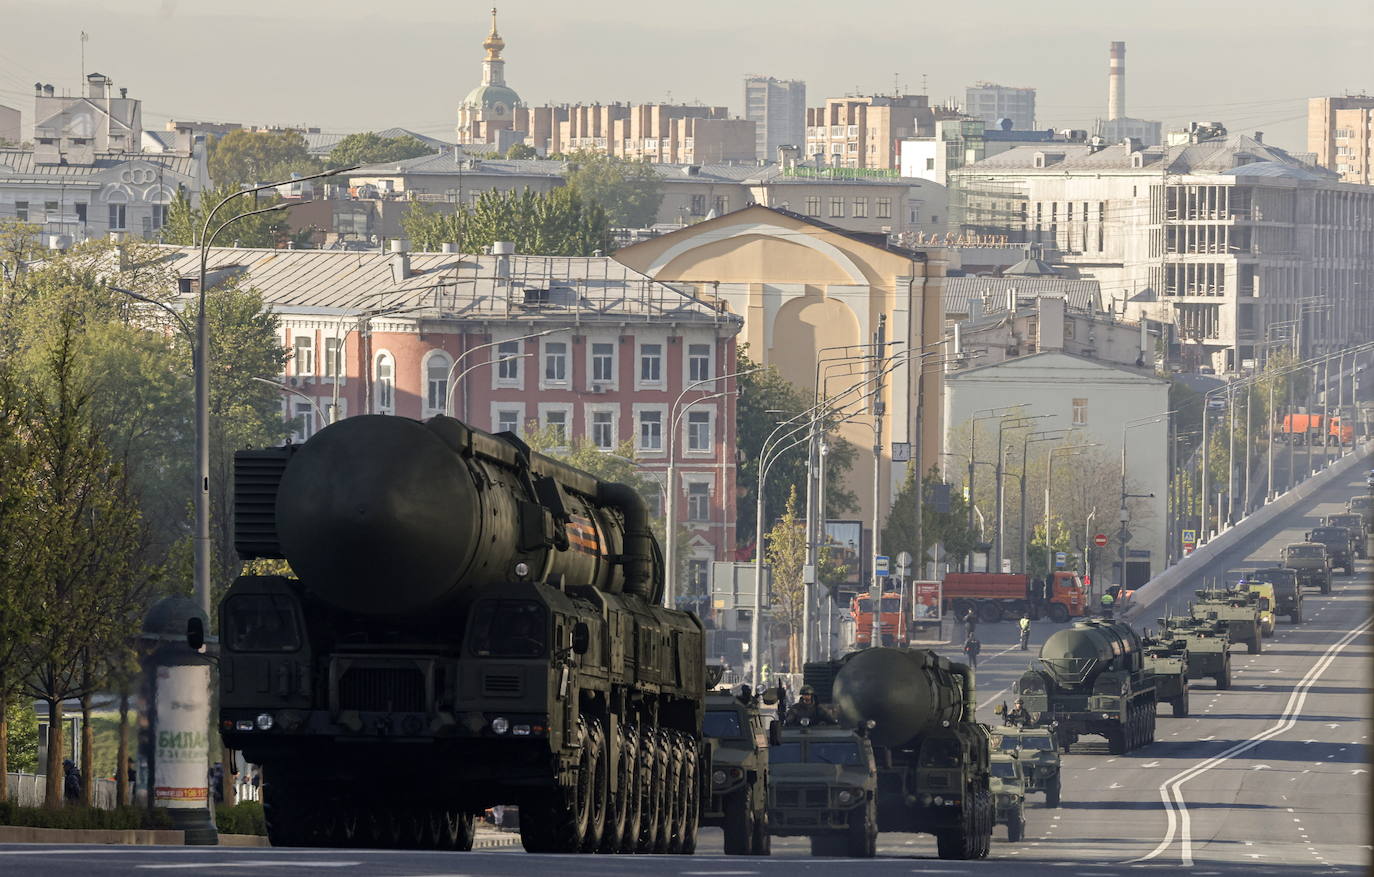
[[1181, 529, 1197, 550], [1093, 532, 1109, 548], [1118, 528, 1133, 545], [891, 442, 911, 462], [895, 551, 912, 573], [1055, 551, 1066, 568], [874, 555, 890, 576]]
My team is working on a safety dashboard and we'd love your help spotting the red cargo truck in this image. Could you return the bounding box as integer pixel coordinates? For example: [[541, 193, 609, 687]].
[[939, 570, 1087, 623]]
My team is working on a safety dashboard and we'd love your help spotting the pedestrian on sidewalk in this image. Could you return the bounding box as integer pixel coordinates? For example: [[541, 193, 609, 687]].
[[963, 636, 981, 669]]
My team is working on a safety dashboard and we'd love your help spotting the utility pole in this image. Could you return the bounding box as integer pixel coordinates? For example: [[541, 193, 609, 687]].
[[868, 317, 887, 625], [1226, 381, 1236, 526]]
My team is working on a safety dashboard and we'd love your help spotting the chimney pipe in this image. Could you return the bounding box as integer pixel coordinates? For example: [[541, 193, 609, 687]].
[[1108, 41, 1126, 121]]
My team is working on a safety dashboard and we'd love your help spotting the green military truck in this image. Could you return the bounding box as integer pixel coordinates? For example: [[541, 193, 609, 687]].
[[1244, 568, 1303, 624], [766, 725, 878, 857], [1191, 588, 1263, 654], [1325, 513, 1368, 560], [1281, 541, 1333, 594], [1348, 495, 1373, 557], [1141, 630, 1191, 717], [988, 753, 1027, 842], [805, 648, 994, 860], [989, 725, 1061, 807], [1160, 616, 1232, 689], [701, 681, 777, 855], [1307, 526, 1356, 576], [1015, 619, 1157, 755]]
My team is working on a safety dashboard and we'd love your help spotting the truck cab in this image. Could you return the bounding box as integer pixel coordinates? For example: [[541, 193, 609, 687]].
[[851, 590, 906, 648], [1281, 542, 1332, 594], [1307, 527, 1356, 576], [1324, 514, 1368, 560], [766, 725, 878, 858]]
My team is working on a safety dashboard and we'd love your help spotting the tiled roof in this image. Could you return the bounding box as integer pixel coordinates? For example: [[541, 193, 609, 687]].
[[954, 133, 1328, 177], [144, 245, 739, 327], [0, 149, 199, 182]]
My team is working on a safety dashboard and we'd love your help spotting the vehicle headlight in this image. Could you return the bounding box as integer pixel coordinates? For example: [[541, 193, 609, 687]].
[[837, 789, 854, 804], [933, 795, 944, 806], [235, 720, 254, 732], [712, 769, 728, 786], [255, 713, 274, 731], [490, 716, 510, 735]]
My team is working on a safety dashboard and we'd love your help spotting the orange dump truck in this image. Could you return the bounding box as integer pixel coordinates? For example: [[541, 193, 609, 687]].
[[1280, 414, 1353, 445], [851, 590, 906, 648], [940, 571, 1088, 623]]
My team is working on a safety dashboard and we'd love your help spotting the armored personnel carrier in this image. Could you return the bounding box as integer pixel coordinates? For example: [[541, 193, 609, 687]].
[[1160, 616, 1232, 689], [1191, 589, 1262, 654], [990, 725, 1061, 807], [219, 415, 705, 854], [1141, 630, 1190, 716], [805, 648, 994, 859], [988, 754, 1027, 842], [1306, 526, 1356, 576], [1282, 541, 1333, 594], [702, 681, 776, 855], [766, 724, 878, 857], [1015, 619, 1157, 755], [1244, 567, 1303, 624]]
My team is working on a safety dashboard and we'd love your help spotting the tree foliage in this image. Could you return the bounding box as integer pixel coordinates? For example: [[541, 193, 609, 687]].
[[327, 132, 433, 168], [881, 467, 977, 569], [563, 151, 663, 228], [161, 185, 308, 249], [505, 143, 537, 160], [401, 187, 612, 256], [207, 129, 318, 189]]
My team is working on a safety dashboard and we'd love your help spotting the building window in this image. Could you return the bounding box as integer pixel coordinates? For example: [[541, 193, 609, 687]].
[[690, 194, 707, 216], [687, 343, 711, 383], [374, 352, 394, 413], [640, 343, 662, 384], [592, 410, 615, 449], [151, 204, 168, 230], [830, 197, 844, 218], [805, 196, 821, 217], [14, 201, 27, 221], [425, 352, 451, 415], [687, 481, 710, 521], [496, 340, 521, 381], [108, 203, 126, 230], [44, 200, 58, 217], [324, 337, 342, 377], [926, 157, 936, 171], [1072, 398, 1088, 426], [876, 198, 892, 219], [542, 408, 568, 446], [293, 334, 314, 376], [686, 410, 711, 452], [592, 342, 615, 383], [853, 198, 868, 218], [496, 408, 521, 435], [713, 195, 728, 215], [544, 341, 568, 383], [291, 401, 315, 443], [75, 202, 87, 223], [638, 410, 663, 451]]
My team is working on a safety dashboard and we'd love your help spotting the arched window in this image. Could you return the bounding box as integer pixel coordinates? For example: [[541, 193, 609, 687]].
[[423, 350, 452, 416], [374, 351, 395, 414]]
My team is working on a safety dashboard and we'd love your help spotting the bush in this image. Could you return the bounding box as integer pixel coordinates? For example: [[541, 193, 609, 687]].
[[0, 802, 172, 831], [215, 801, 266, 836]]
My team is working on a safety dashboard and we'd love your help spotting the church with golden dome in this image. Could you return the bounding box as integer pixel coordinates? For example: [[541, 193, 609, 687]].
[[455, 8, 524, 146]]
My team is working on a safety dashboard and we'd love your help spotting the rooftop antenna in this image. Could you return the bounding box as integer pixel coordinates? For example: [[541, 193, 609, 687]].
[[893, 72, 900, 96], [922, 73, 928, 95], [80, 30, 88, 83]]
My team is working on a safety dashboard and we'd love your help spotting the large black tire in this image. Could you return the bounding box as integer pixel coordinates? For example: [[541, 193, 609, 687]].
[[979, 601, 1003, 623], [1107, 724, 1126, 755], [1248, 635, 1261, 655], [722, 789, 751, 855], [1006, 810, 1025, 842], [651, 732, 673, 853], [975, 788, 993, 858], [809, 834, 847, 856], [1172, 691, 1190, 717], [600, 724, 632, 852], [636, 728, 661, 853], [846, 803, 877, 858], [581, 719, 608, 852], [617, 725, 641, 853], [1048, 603, 1070, 623], [1045, 776, 1061, 808], [1321, 575, 1332, 595], [681, 736, 701, 855], [1291, 609, 1303, 624], [262, 775, 316, 847], [442, 811, 476, 851], [521, 720, 594, 853], [935, 789, 981, 859], [1216, 664, 1232, 690], [663, 733, 685, 854], [749, 797, 770, 855]]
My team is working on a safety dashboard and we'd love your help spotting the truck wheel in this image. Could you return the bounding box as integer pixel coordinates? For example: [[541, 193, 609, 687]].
[[1048, 603, 1070, 623], [1045, 776, 1061, 808], [600, 724, 631, 852], [976, 788, 993, 858], [846, 804, 876, 858], [520, 725, 595, 853], [722, 789, 751, 855], [262, 776, 314, 847], [1291, 609, 1303, 624], [1107, 724, 1126, 755], [681, 735, 700, 855], [1216, 664, 1232, 690], [749, 800, 770, 855], [635, 727, 661, 853], [1006, 810, 1025, 842], [440, 811, 476, 852], [581, 719, 609, 852], [1248, 635, 1261, 655], [1173, 692, 1190, 717], [979, 601, 1003, 623], [653, 731, 677, 853], [616, 725, 641, 853], [1321, 576, 1332, 595], [809, 834, 847, 856]]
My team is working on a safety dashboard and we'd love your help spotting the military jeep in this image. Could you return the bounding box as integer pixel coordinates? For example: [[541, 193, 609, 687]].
[[1282, 541, 1333, 594], [702, 686, 778, 855], [988, 753, 1027, 842], [990, 725, 1061, 807], [766, 724, 878, 858]]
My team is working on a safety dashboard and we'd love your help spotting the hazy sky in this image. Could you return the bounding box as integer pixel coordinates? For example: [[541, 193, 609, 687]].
[[2, 0, 1370, 153]]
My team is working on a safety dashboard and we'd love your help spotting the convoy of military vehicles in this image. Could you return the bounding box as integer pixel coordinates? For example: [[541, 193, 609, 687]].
[[213, 412, 1362, 857]]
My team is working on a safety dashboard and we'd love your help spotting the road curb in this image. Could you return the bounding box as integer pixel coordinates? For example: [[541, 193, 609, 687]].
[[0, 825, 185, 845]]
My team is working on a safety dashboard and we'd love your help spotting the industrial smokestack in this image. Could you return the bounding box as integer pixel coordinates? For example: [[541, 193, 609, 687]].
[[1108, 41, 1126, 121]]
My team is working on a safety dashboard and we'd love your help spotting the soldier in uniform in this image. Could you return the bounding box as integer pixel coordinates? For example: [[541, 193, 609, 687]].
[[784, 685, 837, 726]]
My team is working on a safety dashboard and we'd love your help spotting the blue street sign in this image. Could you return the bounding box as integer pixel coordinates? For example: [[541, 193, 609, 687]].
[[874, 555, 890, 576]]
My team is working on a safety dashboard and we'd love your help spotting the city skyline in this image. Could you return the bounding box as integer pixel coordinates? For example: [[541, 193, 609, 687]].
[[1, 0, 1368, 154]]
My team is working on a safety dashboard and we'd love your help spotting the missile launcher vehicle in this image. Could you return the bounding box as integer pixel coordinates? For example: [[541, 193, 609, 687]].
[[1191, 588, 1262, 654], [804, 648, 994, 860], [219, 415, 706, 854], [1160, 615, 1232, 689], [1015, 619, 1157, 755]]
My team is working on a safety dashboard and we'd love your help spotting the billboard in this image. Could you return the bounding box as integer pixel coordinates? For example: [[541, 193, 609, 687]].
[[822, 520, 864, 596]]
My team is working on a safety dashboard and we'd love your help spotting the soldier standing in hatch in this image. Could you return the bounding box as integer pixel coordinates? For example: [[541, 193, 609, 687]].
[[784, 685, 837, 726]]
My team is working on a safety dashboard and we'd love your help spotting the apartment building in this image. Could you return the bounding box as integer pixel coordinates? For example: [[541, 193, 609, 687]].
[[805, 94, 943, 170], [745, 76, 806, 160], [1308, 95, 1374, 185], [964, 83, 1036, 131]]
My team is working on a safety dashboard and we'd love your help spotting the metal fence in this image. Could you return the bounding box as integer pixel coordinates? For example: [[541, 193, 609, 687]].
[[4, 772, 116, 809]]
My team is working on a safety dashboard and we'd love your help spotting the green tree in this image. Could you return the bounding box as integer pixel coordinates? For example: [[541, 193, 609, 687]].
[[161, 185, 306, 249], [400, 203, 465, 253], [881, 467, 978, 569], [505, 143, 537, 160], [402, 188, 611, 256], [327, 132, 433, 168], [564, 151, 663, 228], [208, 129, 318, 189], [4, 697, 38, 774]]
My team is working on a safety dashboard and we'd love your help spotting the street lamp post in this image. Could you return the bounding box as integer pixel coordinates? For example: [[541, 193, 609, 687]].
[[1018, 430, 1069, 575], [995, 414, 1052, 572], [1044, 443, 1098, 580], [250, 377, 327, 432], [968, 408, 1018, 543]]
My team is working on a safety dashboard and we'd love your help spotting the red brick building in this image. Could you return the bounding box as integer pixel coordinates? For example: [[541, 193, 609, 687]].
[[158, 244, 744, 600]]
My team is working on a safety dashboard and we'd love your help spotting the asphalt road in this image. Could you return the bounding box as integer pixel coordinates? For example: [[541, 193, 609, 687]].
[[1, 464, 1367, 875]]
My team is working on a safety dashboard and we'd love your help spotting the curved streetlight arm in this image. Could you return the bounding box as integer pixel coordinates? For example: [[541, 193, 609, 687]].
[[452, 353, 530, 389], [251, 377, 328, 427], [444, 328, 563, 417], [107, 285, 193, 341], [198, 164, 362, 249]]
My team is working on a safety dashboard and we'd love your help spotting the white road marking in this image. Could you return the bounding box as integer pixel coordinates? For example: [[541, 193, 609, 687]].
[[138, 865, 361, 871], [1141, 761, 1160, 768], [1124, 616, 1371, 867], [1200, 735, 1216, 741], [1109, 782, 1122, 789], [1352, 769, 1367, 775], [1252, 764, 1271, 770]]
